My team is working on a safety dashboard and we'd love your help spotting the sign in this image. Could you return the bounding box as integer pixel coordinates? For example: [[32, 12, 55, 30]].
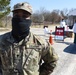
[[55, 26, 64, 41]]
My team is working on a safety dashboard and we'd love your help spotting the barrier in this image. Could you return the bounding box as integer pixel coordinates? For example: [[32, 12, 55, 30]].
[[49, 35, 53, 45]]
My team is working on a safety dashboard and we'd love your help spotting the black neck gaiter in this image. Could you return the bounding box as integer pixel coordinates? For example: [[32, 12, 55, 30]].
[[12, 17, 31, 42]]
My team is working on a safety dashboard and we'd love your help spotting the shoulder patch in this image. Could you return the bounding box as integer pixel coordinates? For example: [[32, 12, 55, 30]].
[[33, 34, 48, 46]]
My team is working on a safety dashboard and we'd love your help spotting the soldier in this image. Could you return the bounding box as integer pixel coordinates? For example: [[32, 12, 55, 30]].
[[0, 2, 58, 75]]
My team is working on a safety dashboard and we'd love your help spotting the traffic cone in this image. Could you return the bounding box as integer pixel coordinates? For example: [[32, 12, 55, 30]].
[[49, 35, 53, 45]]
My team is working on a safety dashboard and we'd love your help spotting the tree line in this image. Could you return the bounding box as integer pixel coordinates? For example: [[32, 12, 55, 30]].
[[0, 0, 75, 27]]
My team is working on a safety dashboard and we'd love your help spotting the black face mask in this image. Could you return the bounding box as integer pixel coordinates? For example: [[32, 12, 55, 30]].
[[12, 17, 31, 42]]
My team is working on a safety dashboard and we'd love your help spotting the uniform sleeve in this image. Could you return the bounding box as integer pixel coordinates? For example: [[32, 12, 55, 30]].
[[0, 36, 3, 75], [39, 42, 58, 75], [0, 58, 2, 75]]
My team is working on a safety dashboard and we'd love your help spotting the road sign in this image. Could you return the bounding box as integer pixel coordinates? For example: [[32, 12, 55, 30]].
[[55, 26, 64, 41]]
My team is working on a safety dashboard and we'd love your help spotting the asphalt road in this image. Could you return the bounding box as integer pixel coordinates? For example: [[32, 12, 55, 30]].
[[0, 26, 76, 75], [30, 27, 76, 75]]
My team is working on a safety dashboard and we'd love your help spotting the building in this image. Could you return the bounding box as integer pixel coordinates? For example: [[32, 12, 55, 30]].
[[67, 9, 76, 29]]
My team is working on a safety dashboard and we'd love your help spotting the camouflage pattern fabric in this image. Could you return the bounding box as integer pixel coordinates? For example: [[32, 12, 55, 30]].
[[0, 32, 58, 75], [12, 2, 32, 14]]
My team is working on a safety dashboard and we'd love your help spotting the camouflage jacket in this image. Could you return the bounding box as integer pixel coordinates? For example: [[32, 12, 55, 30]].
[[0, 32, 58, 75]]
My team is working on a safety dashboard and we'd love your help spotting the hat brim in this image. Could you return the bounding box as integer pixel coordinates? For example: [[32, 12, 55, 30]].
[[12, 8, 32, 15]]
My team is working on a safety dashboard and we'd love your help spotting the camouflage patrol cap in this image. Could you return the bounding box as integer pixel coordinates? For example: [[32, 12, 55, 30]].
[[12, 2, 32, 14]]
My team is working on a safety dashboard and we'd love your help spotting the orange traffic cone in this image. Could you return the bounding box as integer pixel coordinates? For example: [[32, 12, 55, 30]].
[[49, 35, 53, 45]]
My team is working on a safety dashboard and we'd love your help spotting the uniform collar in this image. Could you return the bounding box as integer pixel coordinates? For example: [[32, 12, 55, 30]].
[[6, 31, 31, 45]]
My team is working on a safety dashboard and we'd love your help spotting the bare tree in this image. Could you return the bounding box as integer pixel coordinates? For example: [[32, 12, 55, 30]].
[[60, 8, 69, 19], [31, 7, 73, 26]]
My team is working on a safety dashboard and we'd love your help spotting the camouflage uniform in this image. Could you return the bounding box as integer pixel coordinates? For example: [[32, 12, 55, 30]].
[[0, 32, 58, 75]]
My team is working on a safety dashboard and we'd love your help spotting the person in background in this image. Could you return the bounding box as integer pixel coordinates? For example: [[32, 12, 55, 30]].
[[60, 19, 66, 28], [73, 20, 76, 44], [0, 2, 58, 75], [60, 19, 68, 36], [44, 26, 52, 34]]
